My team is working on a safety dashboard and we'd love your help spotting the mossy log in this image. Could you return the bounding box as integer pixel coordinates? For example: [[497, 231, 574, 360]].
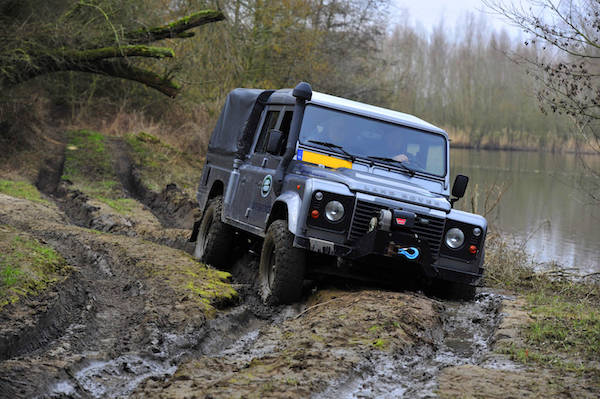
[[1, 9, 225, 97], [124, 10, 225, 44]]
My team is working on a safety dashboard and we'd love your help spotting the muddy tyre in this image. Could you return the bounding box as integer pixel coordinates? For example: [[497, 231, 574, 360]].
[[194, 196, 233, 268], [259, 220, 306, 305]]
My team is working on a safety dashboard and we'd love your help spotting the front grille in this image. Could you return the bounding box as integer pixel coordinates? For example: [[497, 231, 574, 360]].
[[348, 200, 446, 258]]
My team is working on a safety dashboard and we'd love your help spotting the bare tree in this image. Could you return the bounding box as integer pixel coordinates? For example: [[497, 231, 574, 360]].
[[484, 0, 600, 198]]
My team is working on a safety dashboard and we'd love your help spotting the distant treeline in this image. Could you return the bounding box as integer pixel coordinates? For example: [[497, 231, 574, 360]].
[[0, 0, 581, 154]]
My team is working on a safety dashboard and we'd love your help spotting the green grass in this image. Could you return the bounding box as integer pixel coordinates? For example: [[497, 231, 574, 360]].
[[125, 131, 203, 197], [97, 197, 138, 214], [526, 290, 600, 360], [62, 130, 121, 199], [485, 233, 600, 373], [0, 180, 49, 204], [0, 227, 70, 309]]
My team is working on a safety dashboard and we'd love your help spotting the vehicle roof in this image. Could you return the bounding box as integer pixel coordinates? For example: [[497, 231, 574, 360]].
[[268, 88, 447, 137]]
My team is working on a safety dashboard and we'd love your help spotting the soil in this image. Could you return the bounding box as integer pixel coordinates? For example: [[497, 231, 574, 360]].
[[0, 134, 598, 398]]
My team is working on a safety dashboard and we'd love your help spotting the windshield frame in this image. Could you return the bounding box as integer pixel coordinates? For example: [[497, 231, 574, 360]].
[[297, 104, 448, 178]]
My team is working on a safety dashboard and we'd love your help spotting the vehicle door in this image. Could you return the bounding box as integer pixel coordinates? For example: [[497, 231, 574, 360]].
[[233, 105, 294, 230]]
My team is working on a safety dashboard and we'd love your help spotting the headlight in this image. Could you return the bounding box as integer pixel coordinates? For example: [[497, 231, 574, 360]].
[[445, 227, 465, 249], [324, 200, 344, 222]]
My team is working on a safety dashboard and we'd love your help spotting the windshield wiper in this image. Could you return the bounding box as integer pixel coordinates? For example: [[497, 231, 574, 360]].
[[307, 140, 357, 161], [367, 156, 416, 177]]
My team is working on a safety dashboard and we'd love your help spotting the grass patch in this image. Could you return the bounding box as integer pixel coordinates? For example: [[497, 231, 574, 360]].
[[97, 197, 138, 214], [0, 179, 49, 204], [0, 226, 70, 309], [485, 233, 600, 374], [62, 130, 121, 199], [125, 131, 204, 197]]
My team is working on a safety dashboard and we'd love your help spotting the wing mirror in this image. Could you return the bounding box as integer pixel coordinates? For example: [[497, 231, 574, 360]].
[[450, 174, 469, 207], [266, 129, 283, 155]]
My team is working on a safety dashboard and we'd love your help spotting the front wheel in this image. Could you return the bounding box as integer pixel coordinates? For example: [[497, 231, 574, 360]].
[[259, 220, 306, 305], [194, 196, 233, 268]]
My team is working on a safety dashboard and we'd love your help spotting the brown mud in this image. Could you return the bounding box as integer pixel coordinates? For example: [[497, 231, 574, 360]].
[[1, 134, 596, 398]]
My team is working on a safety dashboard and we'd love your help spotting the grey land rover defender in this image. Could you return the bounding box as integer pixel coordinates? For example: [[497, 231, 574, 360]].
[[192, 82, 487, 304]]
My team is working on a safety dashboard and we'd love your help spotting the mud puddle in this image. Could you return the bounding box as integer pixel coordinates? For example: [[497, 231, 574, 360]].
[[49, 307, 278, 398], [321, 291, 516, 399], [46, 253, 301, 399]]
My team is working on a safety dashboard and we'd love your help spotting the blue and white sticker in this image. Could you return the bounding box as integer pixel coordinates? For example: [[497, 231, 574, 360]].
[[261, 175, 273, 197]]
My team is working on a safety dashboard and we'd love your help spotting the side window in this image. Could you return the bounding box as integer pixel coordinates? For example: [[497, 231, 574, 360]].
[[255, 110, 280, 153], [278, 111, 294, 155]]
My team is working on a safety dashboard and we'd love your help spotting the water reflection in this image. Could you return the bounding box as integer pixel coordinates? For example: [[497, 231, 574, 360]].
[[451, 149, 600, 274]]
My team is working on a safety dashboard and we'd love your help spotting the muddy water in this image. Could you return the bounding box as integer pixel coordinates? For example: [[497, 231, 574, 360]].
[[49, 306, 282, 398], [317, 292, 512, 398]]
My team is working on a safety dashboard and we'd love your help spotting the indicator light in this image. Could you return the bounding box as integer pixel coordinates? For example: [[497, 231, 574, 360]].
[[311, 210, 320, 219], [469, 245, 478, 254]]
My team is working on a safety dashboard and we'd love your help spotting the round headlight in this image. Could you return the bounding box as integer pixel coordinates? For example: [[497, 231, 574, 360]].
[[324, 200, 344, 222], [445, 228, 465, 249]]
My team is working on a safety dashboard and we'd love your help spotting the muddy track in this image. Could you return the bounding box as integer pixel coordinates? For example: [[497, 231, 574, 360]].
[[107, 137, 199, 230], [1, 137, 517, 398], [33, 137, 198, 252], [0, 194, 298, 398], [0, 192, 512, 398]]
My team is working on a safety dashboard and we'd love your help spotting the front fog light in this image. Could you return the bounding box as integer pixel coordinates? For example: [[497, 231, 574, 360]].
[[445, 228, 465, 249], [325, 200, 344, 222]]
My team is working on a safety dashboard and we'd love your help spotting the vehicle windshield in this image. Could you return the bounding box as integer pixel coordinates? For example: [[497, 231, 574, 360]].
[[298, 105, 447, 177]]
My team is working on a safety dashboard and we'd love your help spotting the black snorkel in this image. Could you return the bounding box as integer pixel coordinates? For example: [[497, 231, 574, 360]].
[[273, 81, 312, 195]]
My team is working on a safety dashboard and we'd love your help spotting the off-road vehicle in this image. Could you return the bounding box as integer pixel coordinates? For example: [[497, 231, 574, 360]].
[[192, 82, 487, 304]]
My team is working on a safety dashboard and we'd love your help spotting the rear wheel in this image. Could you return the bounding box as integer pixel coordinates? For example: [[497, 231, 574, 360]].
[[259, 220, 306, 305], [194, 196, 233, 268]]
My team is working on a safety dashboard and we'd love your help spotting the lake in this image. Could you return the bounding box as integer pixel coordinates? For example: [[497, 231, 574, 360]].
[[451, 149, 600, 275]]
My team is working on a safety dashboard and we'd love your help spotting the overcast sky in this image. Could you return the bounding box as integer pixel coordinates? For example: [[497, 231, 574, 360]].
[[391, 0, 523, 36]]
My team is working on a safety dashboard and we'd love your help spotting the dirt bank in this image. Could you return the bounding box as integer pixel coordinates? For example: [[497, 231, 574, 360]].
[[1, 130, 598, 398], [134, 289, 443, 398], [0, 194, 235, 398]]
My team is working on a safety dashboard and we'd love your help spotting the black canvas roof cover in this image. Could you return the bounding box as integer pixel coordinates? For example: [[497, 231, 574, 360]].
[[208, 88, 265, 154]]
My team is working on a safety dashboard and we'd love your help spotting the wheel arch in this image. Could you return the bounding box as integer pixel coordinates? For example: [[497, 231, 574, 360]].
[[266, 191, 302, 235]]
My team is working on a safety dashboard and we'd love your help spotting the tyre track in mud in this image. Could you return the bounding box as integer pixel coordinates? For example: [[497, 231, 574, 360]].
[[2, 138, 514, 398], [0, 139, 300, 398], [0, 188, 511, 398]]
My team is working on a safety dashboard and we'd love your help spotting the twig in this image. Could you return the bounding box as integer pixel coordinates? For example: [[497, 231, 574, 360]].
[[294, 297, 344, 319]]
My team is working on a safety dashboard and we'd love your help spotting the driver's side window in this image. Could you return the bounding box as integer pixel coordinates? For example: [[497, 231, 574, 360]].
[[254, 106, 293, 155], [255, 109, 280, 154]]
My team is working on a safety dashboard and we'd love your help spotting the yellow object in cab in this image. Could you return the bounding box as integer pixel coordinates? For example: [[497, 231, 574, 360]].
[[296, 149, 352, 169]]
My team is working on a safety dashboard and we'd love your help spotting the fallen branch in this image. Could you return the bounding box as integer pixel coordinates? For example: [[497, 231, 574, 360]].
[[1, 10, 225, 97], [125, 10, 225, 44]]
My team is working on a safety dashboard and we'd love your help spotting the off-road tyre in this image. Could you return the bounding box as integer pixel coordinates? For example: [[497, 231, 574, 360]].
[[259, 220, 306, 305], [194, 196, 233, 268]]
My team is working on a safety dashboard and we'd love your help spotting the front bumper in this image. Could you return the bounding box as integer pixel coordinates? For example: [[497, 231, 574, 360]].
[[294, 229, 483, 285]]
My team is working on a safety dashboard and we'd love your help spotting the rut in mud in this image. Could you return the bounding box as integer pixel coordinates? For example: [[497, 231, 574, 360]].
[[134, 284, 509, 399], [0, 188, 511, 399], [1, 136, 515, 398], [35, 136, 197, 251]]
